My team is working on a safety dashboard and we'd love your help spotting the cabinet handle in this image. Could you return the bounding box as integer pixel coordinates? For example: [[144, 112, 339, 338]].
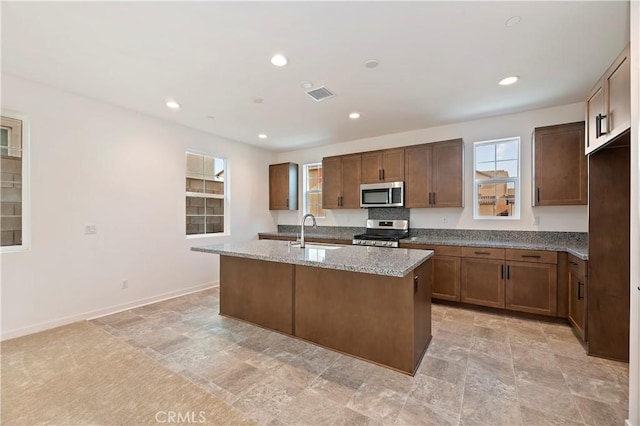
[[286, 198, 289, 207], [596, 114, 608, 138], [378, 169, 382, 180], [521, 255, 541, 259], [414, 275, 419, 294], [537, 188, 540, 203], [501, 264, 504, 279], [507, 265, 511, 280], [337, 196, 341, 207], [474, 251, 491, 255], [578, 281, 584, 300], [382, 169, 385, 180], [340, 196, 343, 207], [432, 192, 436, 205], [428, 192, 432, 205]]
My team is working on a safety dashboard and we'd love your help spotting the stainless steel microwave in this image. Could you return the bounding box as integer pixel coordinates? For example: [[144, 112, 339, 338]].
[[360, 182, 404, 208]]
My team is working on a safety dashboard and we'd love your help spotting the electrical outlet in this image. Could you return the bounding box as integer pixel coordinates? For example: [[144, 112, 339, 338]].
[[84, 225, 97, 235], [442, 216, 448, 223], [533, 216, 540, 225], [121, 280, 129, 290]]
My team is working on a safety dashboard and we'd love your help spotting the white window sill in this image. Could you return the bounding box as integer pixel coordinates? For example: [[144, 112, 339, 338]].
[[186, 233, 230, 240]]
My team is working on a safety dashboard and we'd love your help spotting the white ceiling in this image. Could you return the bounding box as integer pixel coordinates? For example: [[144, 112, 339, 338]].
[[1, 1, 630, 152]]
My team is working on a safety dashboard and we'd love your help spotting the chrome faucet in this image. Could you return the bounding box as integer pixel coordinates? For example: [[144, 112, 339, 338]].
[[299, 213, 317, 248]]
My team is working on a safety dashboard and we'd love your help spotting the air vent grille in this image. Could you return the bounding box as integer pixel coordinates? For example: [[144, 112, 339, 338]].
[[306, 86, 335, 102]]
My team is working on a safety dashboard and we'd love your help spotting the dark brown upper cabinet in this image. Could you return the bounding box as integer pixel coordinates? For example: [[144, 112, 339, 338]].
[[269, 162, 298, 210], [361, 148, 404, 183], [533, 121, 586, 206], [586, 44, 630, 155], [322, 154, 361, 209], [405, 139, 464, 208]]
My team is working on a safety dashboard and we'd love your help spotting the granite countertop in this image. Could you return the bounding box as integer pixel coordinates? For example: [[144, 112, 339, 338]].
[[258, 231, 588, 260], [398, 237, 588, 260], [192, 239, 433, 277]]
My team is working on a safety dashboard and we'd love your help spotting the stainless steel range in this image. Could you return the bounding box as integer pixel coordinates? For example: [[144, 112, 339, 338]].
[[352, 220, 409, 248]]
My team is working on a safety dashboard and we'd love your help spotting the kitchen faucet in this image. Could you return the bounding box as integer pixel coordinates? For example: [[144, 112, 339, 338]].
[[299, 213, 317, 248]]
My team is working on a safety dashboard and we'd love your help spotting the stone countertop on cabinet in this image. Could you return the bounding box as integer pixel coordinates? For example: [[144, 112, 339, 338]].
[[398, 237, 588, 260], [192, 239, 433, 278], [257, 231, 588, 260]]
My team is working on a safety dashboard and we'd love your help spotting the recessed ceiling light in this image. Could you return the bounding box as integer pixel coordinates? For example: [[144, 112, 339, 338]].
[[301, 81, 313, 90], [253, 97, 264, 104], [498, 76, 519, 86], [165, 100, 180, 109], [349, 112, 361, 119], [207, 115, 215, 120], [365, 59, 379, 69], [505, 16, 521, 27], [258, 134, 268, 139], [270, 54, 288, 67]]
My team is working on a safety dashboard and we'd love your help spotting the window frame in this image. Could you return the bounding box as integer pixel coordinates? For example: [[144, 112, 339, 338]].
[[1, 111, 30, 253], [472, 137, 521, 220], [185, 150, 230, 239], [302, 162, 325, 219]]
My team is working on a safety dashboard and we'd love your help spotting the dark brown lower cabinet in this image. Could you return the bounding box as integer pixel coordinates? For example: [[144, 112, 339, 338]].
[[432, 256, 461, 301], [461, 258, 505, 308], [505, 261, 558, 316], [568, 256, 588, 341]]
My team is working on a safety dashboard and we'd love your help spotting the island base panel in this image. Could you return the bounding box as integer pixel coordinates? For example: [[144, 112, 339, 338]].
[[220, 256, 294, 334], [295, 259, 432, 374]]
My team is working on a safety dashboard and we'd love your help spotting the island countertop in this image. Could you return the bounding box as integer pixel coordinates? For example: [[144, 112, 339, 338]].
[[192, 239, 433, 278]]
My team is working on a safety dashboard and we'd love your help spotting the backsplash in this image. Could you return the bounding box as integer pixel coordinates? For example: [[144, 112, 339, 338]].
[[276, 225, 587, 246], [367, 207, 410, 221]]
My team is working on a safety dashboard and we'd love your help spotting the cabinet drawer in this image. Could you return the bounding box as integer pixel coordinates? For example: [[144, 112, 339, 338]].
[[505, 249, 557, 264], [461, 247, 505, 260], [568, 254, 588, 276], [432, 245, 462, 257]]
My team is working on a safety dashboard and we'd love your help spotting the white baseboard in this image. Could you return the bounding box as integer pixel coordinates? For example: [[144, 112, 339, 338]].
[[0, 281, 218, 341]]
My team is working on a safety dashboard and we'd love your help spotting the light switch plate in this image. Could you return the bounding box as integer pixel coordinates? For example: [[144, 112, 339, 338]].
[[84, 225, 97, 235]]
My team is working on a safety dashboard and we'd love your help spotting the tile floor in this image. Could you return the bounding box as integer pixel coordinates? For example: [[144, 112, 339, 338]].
[[93, 288, 629, 425]]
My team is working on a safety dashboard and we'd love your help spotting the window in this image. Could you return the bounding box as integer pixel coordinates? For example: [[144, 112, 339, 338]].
[[1, 114, 28, 250], [303, 163, 325, 218], [185, 152, 227, 236], [473, 137, 520, 219]]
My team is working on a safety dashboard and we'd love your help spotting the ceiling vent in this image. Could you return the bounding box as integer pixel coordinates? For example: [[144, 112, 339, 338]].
[[306, 86, 335, 102]]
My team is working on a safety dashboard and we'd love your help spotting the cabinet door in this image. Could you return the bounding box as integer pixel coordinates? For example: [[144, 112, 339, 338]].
[[461, 258, 505, 308], [586, 84, 606, 154], [431, 139, 463, 207], [404, 144, 431, 208], [381, 148, 405, 182], [340, 154, 362, 208], [505, 261, 558, 316], [361, 152, 382, 183], [432, 255, 461, 302], [568, 269, 587, 341], [322, 156, 341, 209], [269, 163, 296, 210], [606, 47, 630, 141], [533, 122, 586, 206]]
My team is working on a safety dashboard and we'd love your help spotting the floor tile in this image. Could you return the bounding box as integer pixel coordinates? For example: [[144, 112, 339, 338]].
[[466, 351, 517, 401], [396, 397, 460, 426], [516, 377, 582, 420], [460, 386, 522, 426], [37, 288, 629, 425], [346, 382, 408, 423], [409, 375, 464, 415], [572, 394, 628, 425], [416, 355, 467, 386], [565, 373, 628, 405]]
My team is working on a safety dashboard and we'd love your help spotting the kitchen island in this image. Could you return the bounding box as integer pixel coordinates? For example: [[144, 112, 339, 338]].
[[192, 240, 434, 375]]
